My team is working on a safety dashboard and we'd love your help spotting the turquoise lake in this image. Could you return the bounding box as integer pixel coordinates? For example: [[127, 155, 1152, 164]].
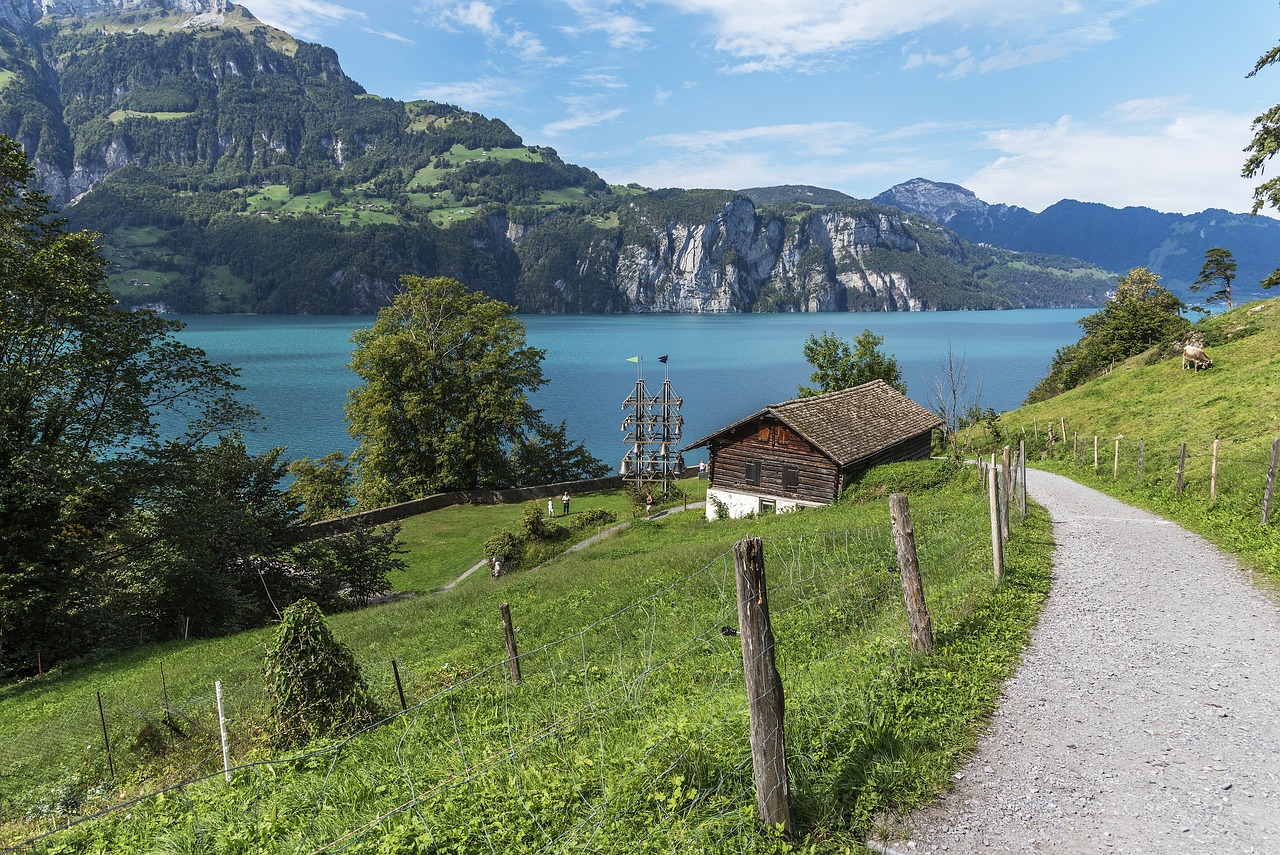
[[170, 310, 1089, 468]]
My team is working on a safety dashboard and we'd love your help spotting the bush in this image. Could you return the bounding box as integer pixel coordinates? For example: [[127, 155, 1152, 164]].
[[262, 599, 381, 749], [569, 507, 617, 530], [484, 530, 523, 570]]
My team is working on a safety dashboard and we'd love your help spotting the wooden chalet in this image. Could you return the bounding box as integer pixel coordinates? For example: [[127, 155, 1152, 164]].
[[683, 380, 943, 519]]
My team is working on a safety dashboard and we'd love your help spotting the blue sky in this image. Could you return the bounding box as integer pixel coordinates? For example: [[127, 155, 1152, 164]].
[[239, 0, 1280, 216]]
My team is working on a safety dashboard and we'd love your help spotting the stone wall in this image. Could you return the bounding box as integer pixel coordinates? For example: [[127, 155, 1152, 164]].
[[306, 474, 626, 538]]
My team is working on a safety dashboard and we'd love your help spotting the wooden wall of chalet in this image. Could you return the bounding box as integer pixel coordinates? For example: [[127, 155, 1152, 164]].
[[709, 419, 840, 505], [837, 431, 935, 486]]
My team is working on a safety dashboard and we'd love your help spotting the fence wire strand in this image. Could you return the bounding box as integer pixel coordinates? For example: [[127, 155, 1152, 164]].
[[9, 485, 1007, 853]]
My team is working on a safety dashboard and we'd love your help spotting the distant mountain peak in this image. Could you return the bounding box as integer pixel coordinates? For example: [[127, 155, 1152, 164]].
[[873, 178, 1036, 247], [3, 0, 235, 32]]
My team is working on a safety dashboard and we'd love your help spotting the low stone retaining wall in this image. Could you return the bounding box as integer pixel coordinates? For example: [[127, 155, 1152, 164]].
[[307, 474, 626, 537]]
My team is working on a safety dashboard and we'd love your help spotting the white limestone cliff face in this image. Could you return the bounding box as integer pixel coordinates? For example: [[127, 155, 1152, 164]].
[[608, 197, 928, 313]]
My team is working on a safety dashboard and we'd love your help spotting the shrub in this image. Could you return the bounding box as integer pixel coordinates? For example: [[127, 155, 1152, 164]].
[[569, 507, 617, 530], [262, 599, 381, 749]]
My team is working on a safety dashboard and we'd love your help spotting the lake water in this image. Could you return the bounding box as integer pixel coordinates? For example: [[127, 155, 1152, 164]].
[[170, 310, 1088, 468]]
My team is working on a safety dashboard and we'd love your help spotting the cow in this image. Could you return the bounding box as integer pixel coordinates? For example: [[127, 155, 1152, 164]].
[[1182, 344, 1213, 371]]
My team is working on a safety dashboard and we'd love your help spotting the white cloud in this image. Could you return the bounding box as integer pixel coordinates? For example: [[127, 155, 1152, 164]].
[[543, 97, 628, 136], [602, 120, 942, 192], [413, 77, 525, 111], [559, 0, 653, 49], [647, 121, 869, 157], [361, 27, 415, 45], [240, 0, 365, 40], [417, 1, 557, 65], [964, 106, 1259, 214], [651, 0, 1154, 72]]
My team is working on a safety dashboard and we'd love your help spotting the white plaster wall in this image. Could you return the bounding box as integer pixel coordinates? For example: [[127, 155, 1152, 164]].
[[705, 487, 826, 520]]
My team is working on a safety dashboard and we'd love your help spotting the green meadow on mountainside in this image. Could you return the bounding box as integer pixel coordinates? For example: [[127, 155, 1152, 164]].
[[0, 468, 1052, 852]]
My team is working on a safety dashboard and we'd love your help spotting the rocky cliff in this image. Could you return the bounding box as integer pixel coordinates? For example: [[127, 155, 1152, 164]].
[[606, 197, 930, 313]]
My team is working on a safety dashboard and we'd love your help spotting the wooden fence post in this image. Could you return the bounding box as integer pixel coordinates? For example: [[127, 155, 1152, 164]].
[[1060, 417, 1067, 443], [215, 680, 231, 783], [1001, 446, 1011, 543], [500, 603, 522, 685], [1113, 437, 1120, 481], [1176, 442, 1187, 495], [1093, 435, 1099, 472], [1019, 438, 1027, 517], [96, 691, 115, 780], [1211, 439, 1220, 503], [889, 494, 934, 654], [989, 454, 1004, 583], [733, 537, 795, 841], [1138, 438, 1145, 485], [1262, 438, 1279, 525], [1033, 417, 1038, 440], [391, 660, 408, 710]]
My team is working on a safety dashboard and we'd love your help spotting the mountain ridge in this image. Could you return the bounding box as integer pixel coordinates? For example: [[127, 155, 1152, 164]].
[[1, 4, 1112, 313], [871, 178, 1280, 299]]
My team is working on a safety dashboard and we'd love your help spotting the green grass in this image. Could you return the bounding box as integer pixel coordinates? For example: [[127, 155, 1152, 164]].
[[0, 465, 1050, 851], [107, 110, 193, 122], [980, 297, 1280, 586], [393, 481, 704, 592]]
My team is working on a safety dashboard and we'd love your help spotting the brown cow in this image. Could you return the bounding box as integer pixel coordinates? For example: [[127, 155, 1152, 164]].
[[1182, 344, 1212, 371]]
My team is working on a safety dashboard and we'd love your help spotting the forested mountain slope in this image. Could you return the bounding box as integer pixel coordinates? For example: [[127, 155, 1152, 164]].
[[0, 1, 1110, 314]]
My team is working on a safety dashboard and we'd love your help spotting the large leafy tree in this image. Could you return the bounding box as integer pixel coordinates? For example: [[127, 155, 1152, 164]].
[[1245, 40, 1280, 289], [798, 329, 906, 398], [347, 275, 604, 507], [1025, 268, 1189, 403], [1190, 247, 1238, 310], [0, 134, 254, 675]]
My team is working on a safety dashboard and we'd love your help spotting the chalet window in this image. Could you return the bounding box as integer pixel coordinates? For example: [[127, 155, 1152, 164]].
[[776, 427, 790, 446], [783, 466, 800, 492], [745, 459, 761, 485], [757, 426, 770, 442]]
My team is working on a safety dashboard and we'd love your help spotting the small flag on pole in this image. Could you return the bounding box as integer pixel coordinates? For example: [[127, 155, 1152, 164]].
[[658, 354, 668, 363], [626, 356, 640, 363]]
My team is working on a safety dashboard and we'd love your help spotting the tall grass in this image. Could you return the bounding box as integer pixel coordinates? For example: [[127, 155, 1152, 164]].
[[2, 464, 1053, 852], [992, 297, 1280, 586]]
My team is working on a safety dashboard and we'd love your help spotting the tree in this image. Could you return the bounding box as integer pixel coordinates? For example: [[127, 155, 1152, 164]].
[[928, 343, 987, 460], [346, 275, 604, 507], [0, 135, 254, 675], [1025, 268, 1189, 403], [287, 452, 356, 522], [1245, 41, 1280, 289], [1191, 247, 1238, 309], [798, 329, 906, 397], [263, 599, 381, 749]]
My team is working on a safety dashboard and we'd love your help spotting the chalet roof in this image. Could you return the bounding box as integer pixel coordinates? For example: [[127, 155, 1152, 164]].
[[683, 380, 943, 467]]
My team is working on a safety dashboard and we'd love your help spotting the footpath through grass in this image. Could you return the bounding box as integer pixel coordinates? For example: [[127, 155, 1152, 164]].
[[2, 463, 1051, 853], [989, 298, 1280, 589]]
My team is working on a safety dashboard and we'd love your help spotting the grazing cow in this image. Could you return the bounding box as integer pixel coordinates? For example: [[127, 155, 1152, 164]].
[[1182, 344, 1213, 371]]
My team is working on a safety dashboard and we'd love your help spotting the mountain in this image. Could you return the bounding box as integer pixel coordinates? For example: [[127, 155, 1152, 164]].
[[875, 179, 1280, 300], [872, 178, 1035, 247], [0, 2, 1109, 314]]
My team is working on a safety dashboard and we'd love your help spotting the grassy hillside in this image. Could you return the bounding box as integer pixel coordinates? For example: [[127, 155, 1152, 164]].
[[996, 297, 1280, 583], [0, 467, 1053, 852]]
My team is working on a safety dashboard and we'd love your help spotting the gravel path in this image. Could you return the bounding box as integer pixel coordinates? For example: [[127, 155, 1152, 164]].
[[876, 468, 1280, 854]]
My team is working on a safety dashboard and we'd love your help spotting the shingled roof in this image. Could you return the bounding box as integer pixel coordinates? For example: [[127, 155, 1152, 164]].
[[684, 380, 943, 467]]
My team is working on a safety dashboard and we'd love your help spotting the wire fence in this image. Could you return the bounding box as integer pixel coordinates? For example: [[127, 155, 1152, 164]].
[[1013, 420, 1280, 523], [6, 482, 1013, 853]]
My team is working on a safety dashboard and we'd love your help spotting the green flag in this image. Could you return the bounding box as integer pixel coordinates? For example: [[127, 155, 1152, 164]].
[[626, 356, 640, 363]]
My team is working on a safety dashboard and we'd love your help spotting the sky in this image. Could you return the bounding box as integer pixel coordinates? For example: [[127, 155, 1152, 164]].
[[236, 0, 1280, 216]]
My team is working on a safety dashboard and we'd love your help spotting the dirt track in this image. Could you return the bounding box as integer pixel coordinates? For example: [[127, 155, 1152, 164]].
[[878, 469, 1280, 854]]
